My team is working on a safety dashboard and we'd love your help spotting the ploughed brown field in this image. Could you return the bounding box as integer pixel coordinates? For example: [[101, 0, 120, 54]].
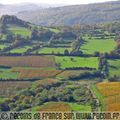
[[0, 81, 31, 97], [37, 102, 72, 111], [97, 82, 120, 111], [0, 56, 56, 68], [12, 68, 63, 78], [35, 79, 59, 87]]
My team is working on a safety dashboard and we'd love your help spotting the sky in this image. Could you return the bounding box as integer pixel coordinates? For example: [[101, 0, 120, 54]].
[[0, 0, 118, 5]]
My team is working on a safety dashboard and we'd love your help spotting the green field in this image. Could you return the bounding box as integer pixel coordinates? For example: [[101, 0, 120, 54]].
[[7, 25, 31, 37], [32, 102, 91, 111], [34, 26, 60, 33], [68, 103, 91, 111], [55, 56, 98, 69], [92, 85, 105, 111], [0, 44, 9, 50], [53, 44, 72, 47], [108, 59, 120, 76], [0, 34, 7, 40], [47, 28, 60, 33], [10, 46, 32, 53], [81, 37, 116, 54], [0, 68, 19, 79], [34, 47, 72, 54], [0, 98, 7, 103]]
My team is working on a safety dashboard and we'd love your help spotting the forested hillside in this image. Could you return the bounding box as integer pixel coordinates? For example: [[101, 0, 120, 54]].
[[16, 1, 120, 26]]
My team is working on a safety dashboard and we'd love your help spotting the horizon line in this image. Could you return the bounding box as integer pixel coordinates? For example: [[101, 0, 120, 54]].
[[0, 0, 118, 6]]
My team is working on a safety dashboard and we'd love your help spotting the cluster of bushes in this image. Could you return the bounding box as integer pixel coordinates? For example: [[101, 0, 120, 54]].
[[68, 71, 102, 80], [0, 78, 40, 81], [109, 75, 120, 82], [0, 66, 11, 69], [0, 81, 95, 111], [65, 67, 96, 70], [31, 29, 53, 41], [25, 44, 43, 54], [53, 30, 77, 39]]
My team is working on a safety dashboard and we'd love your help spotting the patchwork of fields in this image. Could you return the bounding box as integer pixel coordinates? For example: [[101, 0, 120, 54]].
[[0, 56, 99, 79], [0, 55, 119, 112], [0, 56, 119, 80], [0, 15, 120, 112]]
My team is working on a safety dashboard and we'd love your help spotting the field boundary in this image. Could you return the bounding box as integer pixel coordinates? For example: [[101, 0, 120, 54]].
[[91, 85, 106, 111]]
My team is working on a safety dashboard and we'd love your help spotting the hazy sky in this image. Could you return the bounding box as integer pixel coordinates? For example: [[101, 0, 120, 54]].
[[0, 0, 118, 5]]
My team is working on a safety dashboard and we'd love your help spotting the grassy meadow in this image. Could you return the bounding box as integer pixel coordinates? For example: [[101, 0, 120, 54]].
[[7, 25, 31, 37], [55, 56, 98, 69], [10, 45, 32, 53], [0, 68, 19, 79], [34, 47, 72, 54], [108, 59, 120, 77], [81, 37, 116, 54], [0, 44, 9, 50]]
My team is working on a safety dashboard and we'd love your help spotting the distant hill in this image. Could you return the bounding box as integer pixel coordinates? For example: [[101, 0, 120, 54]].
[[15, 1, 120, 26], [1, 1, 120, 26], [0, 3, 65, 17]]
